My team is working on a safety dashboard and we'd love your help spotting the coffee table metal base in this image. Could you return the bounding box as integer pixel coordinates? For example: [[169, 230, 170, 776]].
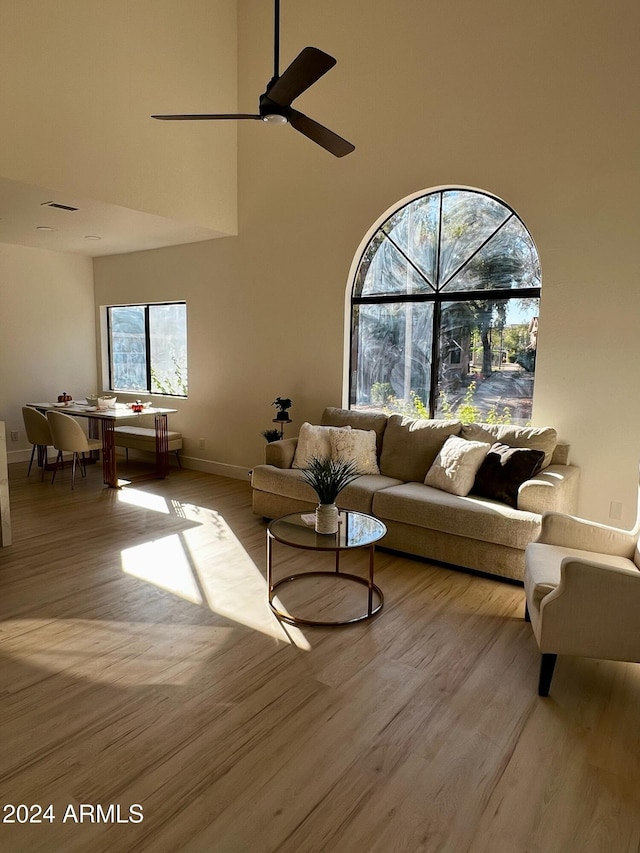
[[269, 570, 384, 627], [267, 511, 386, 628]]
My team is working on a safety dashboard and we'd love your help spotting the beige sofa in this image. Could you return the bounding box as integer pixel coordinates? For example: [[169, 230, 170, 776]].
[[251, 407, 580, 581]]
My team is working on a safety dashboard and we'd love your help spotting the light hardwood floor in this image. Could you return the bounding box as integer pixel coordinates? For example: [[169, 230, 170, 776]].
[[1, 459, 639, 852]]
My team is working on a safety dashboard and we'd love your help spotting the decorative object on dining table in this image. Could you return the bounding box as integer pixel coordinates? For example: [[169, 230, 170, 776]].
[[57, 392, 73, 403], [97, 395, 117, 411], [85, 393, 99, 407], [301, 454, 360, 534], [131, 400, 144, 413]]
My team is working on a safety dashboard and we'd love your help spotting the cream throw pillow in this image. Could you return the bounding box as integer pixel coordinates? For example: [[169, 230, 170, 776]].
[[330, 428, 380, 475], [292, 423, 350, 469], [424, 435, 491, 496]]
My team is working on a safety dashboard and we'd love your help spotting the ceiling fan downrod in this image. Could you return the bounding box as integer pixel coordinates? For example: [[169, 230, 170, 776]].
[[273, 0, 280, 81]]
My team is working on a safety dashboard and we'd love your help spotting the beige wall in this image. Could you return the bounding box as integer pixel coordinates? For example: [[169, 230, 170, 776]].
[[91, 0, 637, 525], [0, 0, 238, 234], [0, 243, 96, 456]]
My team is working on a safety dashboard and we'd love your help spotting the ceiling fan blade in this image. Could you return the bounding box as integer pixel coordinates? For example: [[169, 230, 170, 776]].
[[288, 109, 355, 158], [151, 114, 261, 121], [267, 46, 336, 107]]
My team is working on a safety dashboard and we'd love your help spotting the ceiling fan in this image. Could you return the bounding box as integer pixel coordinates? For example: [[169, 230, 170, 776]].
[[151, 0, 355, 158]]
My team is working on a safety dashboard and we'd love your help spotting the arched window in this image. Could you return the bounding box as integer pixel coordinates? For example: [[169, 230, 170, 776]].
[[349, 187, 541, 424]]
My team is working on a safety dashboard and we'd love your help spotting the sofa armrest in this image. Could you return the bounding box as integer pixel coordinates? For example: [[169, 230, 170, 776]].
[[265, 437, 298, 469], [517, 464, 580, 515], [535, 511, 637, 556], [538, 558, 640, 659]]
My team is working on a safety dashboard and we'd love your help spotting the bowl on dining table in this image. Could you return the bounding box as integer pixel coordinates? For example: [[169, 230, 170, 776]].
[[85, 394, 99, 407], [97, 395, 117, 410]]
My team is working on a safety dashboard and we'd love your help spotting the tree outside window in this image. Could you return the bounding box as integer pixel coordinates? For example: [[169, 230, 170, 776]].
[[350, 188, 541, 424]]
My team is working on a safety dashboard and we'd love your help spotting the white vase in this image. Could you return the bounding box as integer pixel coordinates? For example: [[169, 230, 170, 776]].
[[315, 503, 339, 534]]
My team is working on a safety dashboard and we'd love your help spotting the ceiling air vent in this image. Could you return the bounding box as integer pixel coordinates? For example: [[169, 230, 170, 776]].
[[41, 201, 79, 212]]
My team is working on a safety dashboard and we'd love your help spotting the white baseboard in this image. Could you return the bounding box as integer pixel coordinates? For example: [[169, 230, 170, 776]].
[[181, 456, 251, 481], [8, 449, 251, 482]]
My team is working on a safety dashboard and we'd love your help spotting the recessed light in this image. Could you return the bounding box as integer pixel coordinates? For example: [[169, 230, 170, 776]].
[[36, 225, 53, 231], [84, 235, 101, 240]]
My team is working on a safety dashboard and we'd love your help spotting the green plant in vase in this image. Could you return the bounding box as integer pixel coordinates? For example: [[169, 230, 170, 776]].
[[301, 455, 360, 533]]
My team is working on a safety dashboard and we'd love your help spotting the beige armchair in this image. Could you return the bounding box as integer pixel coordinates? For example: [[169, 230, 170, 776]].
[[524, 475, 640, 695]]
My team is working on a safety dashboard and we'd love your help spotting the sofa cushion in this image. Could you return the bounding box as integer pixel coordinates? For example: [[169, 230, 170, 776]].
[[424, 435, 491, 496], [330, 428, 380, 475], [472, 442, 545, 508], [373, 481, 541, 550], [252, 465, 319, 503], [461, 422, 557, 467], [337, 473, 405, 513], [321, 407, 388, 457], [379, 416, 462, 483], [292, 423, 349, 468]]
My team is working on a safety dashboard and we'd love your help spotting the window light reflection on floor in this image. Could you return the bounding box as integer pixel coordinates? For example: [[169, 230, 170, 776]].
[[119, 488, 309, 648], [117, 488, 171, 514], [122, 534, 203, 604]]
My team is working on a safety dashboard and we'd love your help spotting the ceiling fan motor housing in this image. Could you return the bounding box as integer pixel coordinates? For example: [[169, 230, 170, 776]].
[[259, 93, 290, 123]]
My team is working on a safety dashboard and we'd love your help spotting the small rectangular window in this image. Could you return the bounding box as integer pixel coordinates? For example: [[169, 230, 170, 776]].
[[107, 302, 188, 397]]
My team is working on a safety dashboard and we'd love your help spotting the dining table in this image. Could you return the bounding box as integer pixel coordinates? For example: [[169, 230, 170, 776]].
[[27, 401, 178, 489]]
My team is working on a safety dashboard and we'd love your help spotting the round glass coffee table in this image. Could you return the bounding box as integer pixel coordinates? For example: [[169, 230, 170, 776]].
[[266, 510, 386, 627]]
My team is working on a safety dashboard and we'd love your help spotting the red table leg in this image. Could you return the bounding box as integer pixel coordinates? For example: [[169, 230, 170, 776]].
[[155, 413, 169, 479], [102, 419, 117, 487]]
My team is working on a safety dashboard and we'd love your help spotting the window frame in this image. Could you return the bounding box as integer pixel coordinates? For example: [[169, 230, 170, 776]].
[[348, 187, 541, 419], [105, 300, 188, 398]]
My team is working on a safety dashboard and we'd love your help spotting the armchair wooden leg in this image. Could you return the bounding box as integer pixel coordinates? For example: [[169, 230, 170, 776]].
[[538, 653, 557, 697], [524, 603, 531, 622]]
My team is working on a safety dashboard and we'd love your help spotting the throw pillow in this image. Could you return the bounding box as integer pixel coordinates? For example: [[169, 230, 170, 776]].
[[292, 423, 350, 469], [472, 442, 546, 507], [380, 415, 462, 482], [321, 407, 388, 457], [330, 428, 380, 475], [424, 435, 492, 496]]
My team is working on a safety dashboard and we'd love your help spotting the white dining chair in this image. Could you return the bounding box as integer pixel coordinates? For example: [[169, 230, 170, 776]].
[[47, 410, 102, 489], [22, 406, 54, 481]]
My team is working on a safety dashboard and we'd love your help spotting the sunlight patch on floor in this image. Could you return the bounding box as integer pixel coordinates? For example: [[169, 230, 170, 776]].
[[179, 512, 310, 649], [117, 490, 310, 649], [117, 488, 171, 514], [122, 534, 203, 604]]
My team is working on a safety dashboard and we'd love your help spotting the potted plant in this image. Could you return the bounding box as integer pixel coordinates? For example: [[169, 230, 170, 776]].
[[272, 397, 293, 421], [301, 455, 360, 533], [262, 428, 282, 443]]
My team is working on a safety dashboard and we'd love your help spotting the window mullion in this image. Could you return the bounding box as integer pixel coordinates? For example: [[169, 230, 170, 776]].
[[353, 285, 540, 306], [429, 300, 441, 417], [144, 305, 152, 393]]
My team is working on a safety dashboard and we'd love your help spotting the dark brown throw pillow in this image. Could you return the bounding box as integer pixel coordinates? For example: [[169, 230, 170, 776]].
[[472, 442, 545, 508]]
